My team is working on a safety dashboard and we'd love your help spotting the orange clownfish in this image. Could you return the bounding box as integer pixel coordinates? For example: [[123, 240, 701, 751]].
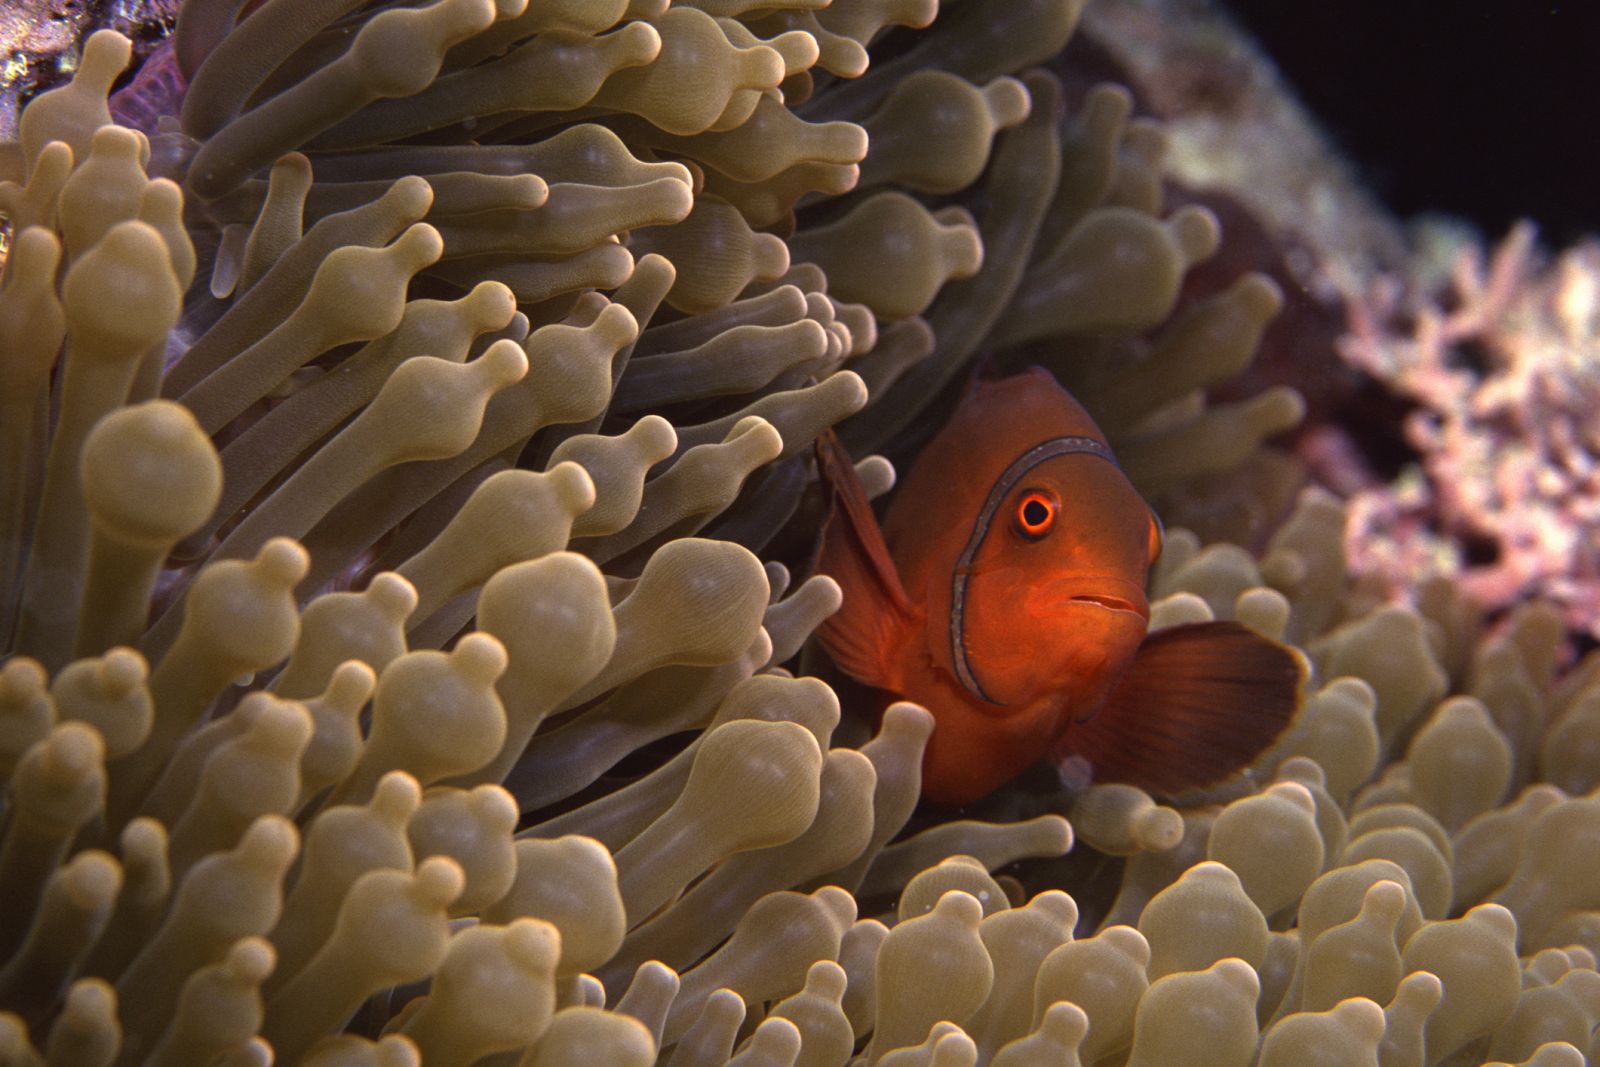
[[815, 368, 1304, 807]]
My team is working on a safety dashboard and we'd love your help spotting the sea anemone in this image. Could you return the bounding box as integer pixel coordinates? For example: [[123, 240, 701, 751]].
[[0, 1, 1596, 1065]]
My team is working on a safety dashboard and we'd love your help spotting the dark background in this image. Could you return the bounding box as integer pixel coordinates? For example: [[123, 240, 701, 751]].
[[1223, 0, 1598, 246]]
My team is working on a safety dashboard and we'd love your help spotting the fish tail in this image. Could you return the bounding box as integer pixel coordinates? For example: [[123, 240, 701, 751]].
[[812, 431, 916, 689]]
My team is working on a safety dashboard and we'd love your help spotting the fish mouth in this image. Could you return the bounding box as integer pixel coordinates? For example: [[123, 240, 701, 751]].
[[1046, 575, 1150, 618], [1070, 593, 1143, 613]]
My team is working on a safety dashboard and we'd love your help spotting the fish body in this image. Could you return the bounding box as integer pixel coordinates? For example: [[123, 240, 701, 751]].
[[816, 368, 1303, 806]]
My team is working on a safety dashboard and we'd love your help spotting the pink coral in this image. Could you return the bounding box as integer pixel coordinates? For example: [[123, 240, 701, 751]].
[[1339, 222, 1600, 637]]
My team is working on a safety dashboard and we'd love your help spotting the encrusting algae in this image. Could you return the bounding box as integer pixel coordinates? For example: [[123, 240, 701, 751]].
[[0, 1, 1597, 1065]]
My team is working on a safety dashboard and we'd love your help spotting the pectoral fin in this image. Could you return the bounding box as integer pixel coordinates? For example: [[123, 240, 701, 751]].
[[812, 430, 918, 690], [1055, 620, 1306, 795]]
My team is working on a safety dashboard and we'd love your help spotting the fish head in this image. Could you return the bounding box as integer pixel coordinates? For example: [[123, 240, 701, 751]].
[[950, 447, 1160, 709], [884, 368, 1162, 712]]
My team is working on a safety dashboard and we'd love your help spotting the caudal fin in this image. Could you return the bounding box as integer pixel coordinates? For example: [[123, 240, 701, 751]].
[[812, 431, 918, 689], [1056, 620, 1306, 795]]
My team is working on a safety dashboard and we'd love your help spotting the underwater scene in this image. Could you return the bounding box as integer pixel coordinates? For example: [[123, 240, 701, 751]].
[[1, 0, 1598, 1064]]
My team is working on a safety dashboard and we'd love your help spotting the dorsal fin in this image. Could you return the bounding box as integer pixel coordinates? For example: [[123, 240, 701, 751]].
[[812, 430, 918, 689], [1055, 620, 1306, 795]]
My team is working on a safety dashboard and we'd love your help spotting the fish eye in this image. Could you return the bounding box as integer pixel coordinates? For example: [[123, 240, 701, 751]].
[[1013, 489, 1058, 541]]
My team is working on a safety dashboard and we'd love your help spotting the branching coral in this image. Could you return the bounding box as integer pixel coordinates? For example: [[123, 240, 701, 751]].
[[0, 1, 1596, 1066], [1338, 224, 1600, 639]]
